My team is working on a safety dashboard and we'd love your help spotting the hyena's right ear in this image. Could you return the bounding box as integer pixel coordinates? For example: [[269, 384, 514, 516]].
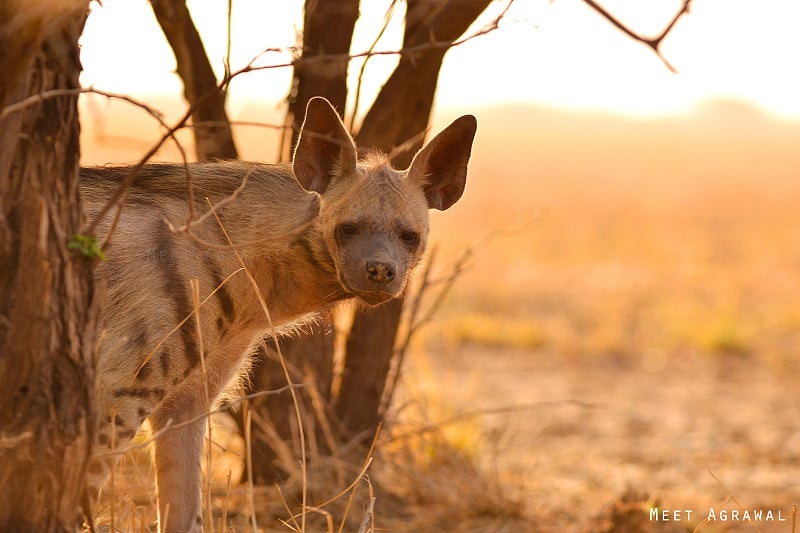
[[292, 97, 357, 194]]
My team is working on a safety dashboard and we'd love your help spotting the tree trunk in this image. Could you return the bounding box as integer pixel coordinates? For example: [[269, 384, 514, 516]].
[[0, 3, 98, 531], [285, 0, 359, 154], [334, 0, 491, 439], [334, 299, 403, 435], [243, 327, 335, 484], [150, 0, 238, 161], [357, 0, 492, 167], [241, 0, 358, 483]]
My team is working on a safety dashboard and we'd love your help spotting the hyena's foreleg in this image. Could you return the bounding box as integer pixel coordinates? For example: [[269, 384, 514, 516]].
[[149, 386, 207, 533], [148, 335, 255, 533]]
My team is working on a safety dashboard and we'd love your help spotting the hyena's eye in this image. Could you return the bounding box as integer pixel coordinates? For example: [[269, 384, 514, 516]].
[[337, 223, 360, 238], [400, 230, 420, 247]]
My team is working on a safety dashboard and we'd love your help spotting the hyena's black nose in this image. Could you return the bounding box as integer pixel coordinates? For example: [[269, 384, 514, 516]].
[[366, 260, 395, 283]]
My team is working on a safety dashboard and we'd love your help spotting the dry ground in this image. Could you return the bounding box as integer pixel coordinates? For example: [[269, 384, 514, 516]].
[[410, 345, 800, 532]]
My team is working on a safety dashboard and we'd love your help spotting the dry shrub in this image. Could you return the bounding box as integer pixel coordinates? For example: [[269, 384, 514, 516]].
[[372, 422, 531, 532], [582, 489, 685, 533], [220, 412, 533, 532]]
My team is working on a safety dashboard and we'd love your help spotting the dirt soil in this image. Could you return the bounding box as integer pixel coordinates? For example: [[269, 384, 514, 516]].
[[419, 345, 800, 532]]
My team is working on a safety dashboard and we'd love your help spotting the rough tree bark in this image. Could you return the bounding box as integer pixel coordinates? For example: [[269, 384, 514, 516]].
[[242, 327, 336, 483], [335, 0, 492, 438], [0, 2, 98, 531], [358, 0, 492, 166], [241, 0, 359, 483], [287, 0, 360, 148], [150, 0, 238, 161]]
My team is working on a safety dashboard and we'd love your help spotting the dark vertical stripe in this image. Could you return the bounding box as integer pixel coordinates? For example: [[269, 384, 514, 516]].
[[112, 387, 165, 400], [293, 234, 336, 274], [206, 258, 236, 323], [126, 320, 149, 353], [156, 230, 199, 369], [127, 320, 152, 380], [159, 348, 171, 375]]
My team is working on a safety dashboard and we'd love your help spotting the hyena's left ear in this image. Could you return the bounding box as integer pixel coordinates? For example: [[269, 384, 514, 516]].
[[293, 97, 357, 194], [407, 115, 477, 211]]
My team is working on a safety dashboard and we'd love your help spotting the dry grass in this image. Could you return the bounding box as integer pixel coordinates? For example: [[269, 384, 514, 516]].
[[93, 407, 532, 532]]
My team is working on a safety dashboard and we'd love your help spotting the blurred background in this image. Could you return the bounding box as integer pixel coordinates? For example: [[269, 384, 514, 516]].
[[79, 0, 800, 530]]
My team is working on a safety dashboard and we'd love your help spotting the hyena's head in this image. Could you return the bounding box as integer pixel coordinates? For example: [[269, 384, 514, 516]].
[[292, 97, 476, 306]]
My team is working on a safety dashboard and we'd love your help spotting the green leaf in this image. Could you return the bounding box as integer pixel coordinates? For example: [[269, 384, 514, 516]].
[[67, 234, 106, 261]]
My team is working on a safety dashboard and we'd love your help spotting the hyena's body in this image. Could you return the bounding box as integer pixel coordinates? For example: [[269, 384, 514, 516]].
[[81, 97, 476, 533]]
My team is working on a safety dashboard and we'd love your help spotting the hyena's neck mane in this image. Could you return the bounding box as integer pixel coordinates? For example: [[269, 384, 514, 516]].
[[279, 222, 350, 309], [231, 194, 350, 322]]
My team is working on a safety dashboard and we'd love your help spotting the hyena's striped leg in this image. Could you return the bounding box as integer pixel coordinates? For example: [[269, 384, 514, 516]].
[[87, 389, 162, 512], [148, 338, 252, 533], [149, 385, 207, 533], [152, 400, 206, 533]]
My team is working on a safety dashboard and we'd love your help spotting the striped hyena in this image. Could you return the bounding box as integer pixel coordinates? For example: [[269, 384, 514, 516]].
[[81, 97, 476, 532]]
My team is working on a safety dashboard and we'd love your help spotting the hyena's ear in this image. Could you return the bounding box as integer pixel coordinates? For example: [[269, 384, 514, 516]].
[[407, 115, 477, 211], [292, 97, 357, 194]]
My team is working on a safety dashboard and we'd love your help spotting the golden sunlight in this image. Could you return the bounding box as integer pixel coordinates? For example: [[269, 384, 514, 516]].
[[79, 0, 800, 119]]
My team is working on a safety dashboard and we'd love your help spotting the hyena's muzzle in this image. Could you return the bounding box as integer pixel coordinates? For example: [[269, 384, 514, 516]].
[[334, 223, 421, 305]]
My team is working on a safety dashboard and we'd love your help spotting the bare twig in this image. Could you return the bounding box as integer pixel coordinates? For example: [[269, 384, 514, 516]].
[[388, 399, 598, 443], [707, 471, 764, 533], [356, 497, 376, 533], [5, 87, 195, 211], [2, 87, 160, 122], [347, 0, 400, 132], [380, 244, 474, 417], [206, 199, 309, 532], [224, 0, 233, 100], [188, 119, 288, 131], [170, 166, 255, 234], [189, 278, 215, 533], [386, 128, 429, 163], [238, 1, 515, 76], [580, 0, 692, 72], [85, 103, 195, 243], [244, 408, 259, 533], [95, 383, 306, 461]]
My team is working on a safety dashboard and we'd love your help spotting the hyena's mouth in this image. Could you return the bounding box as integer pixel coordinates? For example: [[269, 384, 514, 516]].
[[356, 290, 396, 306], [338, 275, 398, 306]]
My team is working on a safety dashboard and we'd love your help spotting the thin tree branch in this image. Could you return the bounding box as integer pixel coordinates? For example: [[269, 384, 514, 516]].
[[379, 243, 474, 417], [387, 399, 599, 443], [347, 0, 400, 132], [2, 4, 515, 249], [2, 87, 162, 123], [580, 0, 692, 73], [93, 383, 307, 459], [85, 103, 194, 242], [1, 85, 194, 245], [239, 1, 514, 77]]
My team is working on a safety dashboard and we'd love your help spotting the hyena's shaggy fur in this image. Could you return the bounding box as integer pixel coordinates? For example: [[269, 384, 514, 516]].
[[81, 97, 476, 533]]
